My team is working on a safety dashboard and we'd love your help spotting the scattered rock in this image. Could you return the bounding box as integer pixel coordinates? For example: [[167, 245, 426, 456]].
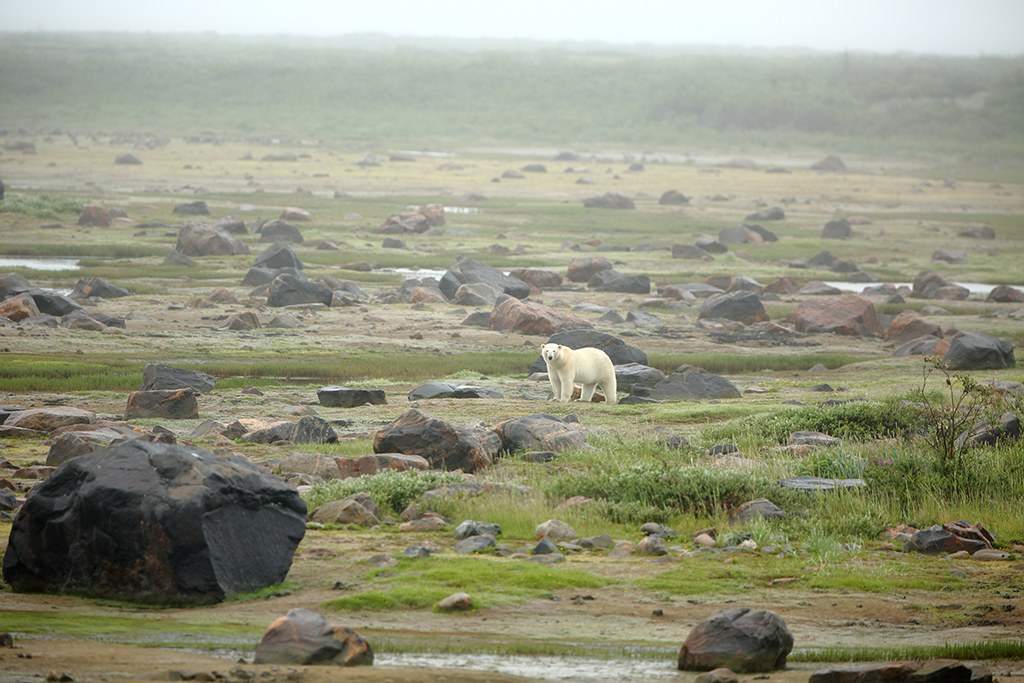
[[942, 331, 1015, 370], [254, 608, 372, 666], [678, 607, 793, 672], [794, 294, 883, 336], [317, 386, 387, 408]]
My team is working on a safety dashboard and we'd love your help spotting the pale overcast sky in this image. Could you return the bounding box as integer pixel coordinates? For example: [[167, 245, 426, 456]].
[[2, 0, 1022, 56]]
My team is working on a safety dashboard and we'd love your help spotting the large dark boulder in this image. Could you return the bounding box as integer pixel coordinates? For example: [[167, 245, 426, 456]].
[[644, 368, 742, 400], [0, 273, 32, 300], [614, 363, 666, 391], [699, 291, 768, 325], [678, 607, 793, 673], [124, 389, 199, 420], [176, 223, 250, 257], [583, 192, 635, 209], [254, 609, 373, 666], [744, 207, 784, 221], [259, 219, 304, 244], [317, 386, 387, 408], [140, 363, 216, 394], [529, 328, 647, 374], [253, 243, 304, 270], [2, 441, 307, 604], [267, 274, 332, 307], [942, 332, 1015, 370], [7, 287, 84, 317], [69, 277, 130, 300], [493, 413, 589, 454], [242, 266, 305, 287], [822, 219, 853, 239], [672, 244, 715, 261], [439, 256, 530, 301], [173, 201, 211, 216], [373, 409, 494, 473], [595, 274, 650, 294]]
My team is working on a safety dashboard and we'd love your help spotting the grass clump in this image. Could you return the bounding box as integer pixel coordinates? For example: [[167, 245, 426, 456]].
[[701, 399, 921, 446], [304, 469, 467, 516], [543, 461, 801, 523], [0, 193, 83, 219]]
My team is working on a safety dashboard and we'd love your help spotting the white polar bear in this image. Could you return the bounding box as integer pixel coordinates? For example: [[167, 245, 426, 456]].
[[541, 343, 617, 405]]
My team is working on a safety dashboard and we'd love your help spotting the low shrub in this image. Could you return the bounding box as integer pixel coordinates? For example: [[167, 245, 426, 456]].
[[304, 469, 466, 515], [0, 193, 83, 219], [543, 461, 802, 518], [702, 399, 921, 446]]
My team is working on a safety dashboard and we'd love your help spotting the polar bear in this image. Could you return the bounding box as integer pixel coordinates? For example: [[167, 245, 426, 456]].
[[541, 343, 617, 405]]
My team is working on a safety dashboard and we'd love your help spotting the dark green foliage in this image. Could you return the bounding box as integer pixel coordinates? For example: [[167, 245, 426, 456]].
[[305, 470, 466, 515], [544, 462, 802, 518], [704, 399, 922, 445], [0, 193, 83, 219]]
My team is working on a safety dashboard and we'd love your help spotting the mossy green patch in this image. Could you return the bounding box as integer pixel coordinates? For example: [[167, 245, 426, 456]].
[[322, 556, 613, 612]]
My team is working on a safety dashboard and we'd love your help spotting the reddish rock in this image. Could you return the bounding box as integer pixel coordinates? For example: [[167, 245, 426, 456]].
[[509, 268, 563, 289], [566, 256, 613, 283], [419, 203, 446, 226], [887, 310, 942, 345], [794, 294, 883, 336], [760, 276, 800, 295], [5, 407, 95, 432], [254, 608, 372, 666], [0, 293, 40, 322], [372, 408, 494, 473], [987, 285, 1024, 303], [335, 453, 431, 478], [176, 223, 250, 257], [912, 270, 949, 295], [410, 287, 445, 304], [489, 296, 592, 336], [892, 336, 950, 358], [77, 204, 112, 227], [124, 389, 199, 420]]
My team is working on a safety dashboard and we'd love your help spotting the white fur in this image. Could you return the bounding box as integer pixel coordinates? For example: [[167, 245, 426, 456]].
[[541, 343, 617, 405]]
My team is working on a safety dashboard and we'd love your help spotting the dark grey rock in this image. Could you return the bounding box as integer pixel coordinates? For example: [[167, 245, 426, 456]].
[[439, 255, 530, 301], [2, 441, 306, 603], [141, 363, 216, 394], [317, 386, 387, 408], [254, 243, 304, 270], [647, 369, 741, 400], [678, 607, 793, 672], [942, 331, 1015, 370], [453, 520, 502, 541], [407, 382, 503, 400], [454, 535, 496, 554], [267, 274, 332, 307]]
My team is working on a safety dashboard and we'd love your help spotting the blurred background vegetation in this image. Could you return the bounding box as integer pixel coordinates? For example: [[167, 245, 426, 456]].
[[1, 33, 1022, 165]]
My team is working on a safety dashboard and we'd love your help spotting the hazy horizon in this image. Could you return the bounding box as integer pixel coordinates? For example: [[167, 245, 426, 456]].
[[3, 0, 1023, 57]]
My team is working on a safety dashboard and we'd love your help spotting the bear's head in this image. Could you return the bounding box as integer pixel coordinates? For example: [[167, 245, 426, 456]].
[[541, 343, 563, 364]]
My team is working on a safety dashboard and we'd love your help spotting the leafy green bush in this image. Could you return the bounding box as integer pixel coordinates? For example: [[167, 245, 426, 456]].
[[304, 469, 466, 515], [703, 400, 922, 446], [0, 193, 83, 219], [544, 462, 800, 518]]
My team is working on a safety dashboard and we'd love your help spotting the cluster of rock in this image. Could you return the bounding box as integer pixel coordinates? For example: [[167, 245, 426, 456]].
[[0, 272, 127, 331]]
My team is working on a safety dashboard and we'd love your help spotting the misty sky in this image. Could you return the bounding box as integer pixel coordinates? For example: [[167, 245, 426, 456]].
[[2, 0, 1022, 56]]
